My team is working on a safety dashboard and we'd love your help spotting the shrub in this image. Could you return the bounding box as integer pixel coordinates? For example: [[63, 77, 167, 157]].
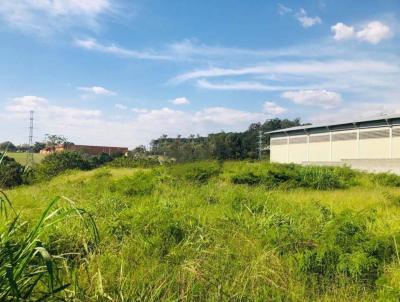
[[110, 171, 156, 196], [298, 210, 394, 283], [168, 161, 221, 183], [33, 151, 90, 180], [0, 155, 24, 188], [109, 154, 161, 168], [372, 173, 400, 187], [231, 171, 263, 185], [87, 152, 114, 168], [231, 164, 355, 190]]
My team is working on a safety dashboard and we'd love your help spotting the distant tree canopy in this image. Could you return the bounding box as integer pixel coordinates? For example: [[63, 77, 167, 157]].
[[0, 155, 24, 188], [150, 118, 301, 161], [45, 135, 68, 147], [0, 141, 16, 152]]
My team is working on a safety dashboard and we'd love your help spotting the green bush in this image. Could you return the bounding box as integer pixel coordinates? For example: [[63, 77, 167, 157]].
[[297, 210, 394, 283], [372, 172, 400, 187], [231, 164, 355, 190], [109, 154, 161, 168], [0, 155, 24, 188], [168, 161, 221, 183], [33, 151, 90, 180], [231, 171, 263, 185], [87, 152, 114, 168], [110, 171, 156, 196]]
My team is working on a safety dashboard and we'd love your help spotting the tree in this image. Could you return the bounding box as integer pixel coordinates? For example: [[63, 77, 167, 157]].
[[0, 141, 16, 152], [46, 135, 68, 147], [0, 156, 24, 188], [132, 145, 147, 155], [32, 142, 46, 153], [148, 117, 302, 161]]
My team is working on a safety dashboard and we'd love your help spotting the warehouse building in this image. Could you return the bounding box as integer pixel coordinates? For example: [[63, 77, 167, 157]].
[[268, 114, 400, 173], [41, 144, 128, 156]]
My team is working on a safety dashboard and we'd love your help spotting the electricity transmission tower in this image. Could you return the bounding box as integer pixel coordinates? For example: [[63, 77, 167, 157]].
[[258, 130, 263, 160], [26, 110, 34, 167]]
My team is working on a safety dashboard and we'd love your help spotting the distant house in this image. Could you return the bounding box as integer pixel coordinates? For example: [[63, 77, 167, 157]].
[[40, 144, 128, 156]]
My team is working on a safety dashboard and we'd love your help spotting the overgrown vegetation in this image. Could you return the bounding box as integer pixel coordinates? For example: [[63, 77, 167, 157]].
[[1, 160, 400, 301], [232, 164, 357, 190], [0, 154, 99, 300], [0, 155, 24, 188]]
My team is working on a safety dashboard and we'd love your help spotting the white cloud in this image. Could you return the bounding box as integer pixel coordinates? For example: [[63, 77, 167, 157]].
[[356, 21, 393, 44], [311, 102, 400, 125], [115, 104, 127, 110], [131, 108, 149, 114], [263, 101, 287, 115], [78, 86, 116, 96], [278, 4, 292, 16], [331, 22, 354, 41], [75, 38, 171, 60], [196, 79, 312, 91], [0, 0, 113, 35], [6, 95, 101, 119], [281, 90, 342, 108], [296, 8, 321, 28], [174, 60, 397, 83], [2, 97, 272, 147], [171, 97, 190, 105], [331, 20, 393, 44]]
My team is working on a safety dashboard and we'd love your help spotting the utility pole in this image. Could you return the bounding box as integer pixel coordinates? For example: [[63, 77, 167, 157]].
[[25, 110, 34, 167], [258, 130, 263, 160]]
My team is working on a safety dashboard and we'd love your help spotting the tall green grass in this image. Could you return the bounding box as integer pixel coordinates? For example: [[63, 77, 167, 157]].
[[0, 153, 99, 302], [2, 160, 400, 301]]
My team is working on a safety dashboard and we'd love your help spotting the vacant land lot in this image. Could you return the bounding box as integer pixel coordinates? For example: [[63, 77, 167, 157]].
[[7, 151, 46, 165], [2, 161, 400, 301]]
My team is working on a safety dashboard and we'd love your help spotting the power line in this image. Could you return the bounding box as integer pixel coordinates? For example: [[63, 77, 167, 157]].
[[25, 111, 34, 167]]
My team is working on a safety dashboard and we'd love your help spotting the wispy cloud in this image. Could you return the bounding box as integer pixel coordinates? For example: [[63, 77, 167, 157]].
[[75, 38, 171, 60], [277, 4, 292, 16], [296, 8, 322, 28], [263, 101, 287, 115], [0, 0, 115, 35], [172, 60, 397, 83], [115, 103, 128, 110], [196, 79, 312, 91]]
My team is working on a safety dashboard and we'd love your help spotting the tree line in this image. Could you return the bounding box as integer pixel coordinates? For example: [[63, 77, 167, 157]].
[[148, 118, 301, 162]]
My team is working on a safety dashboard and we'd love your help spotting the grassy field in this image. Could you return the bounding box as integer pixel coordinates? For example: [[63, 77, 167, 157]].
[[2, 161, 400, 301], [7, 151, 46, 165]]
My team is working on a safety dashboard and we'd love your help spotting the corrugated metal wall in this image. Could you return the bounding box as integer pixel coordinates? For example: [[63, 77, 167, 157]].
[[270, 125, 400, 163]]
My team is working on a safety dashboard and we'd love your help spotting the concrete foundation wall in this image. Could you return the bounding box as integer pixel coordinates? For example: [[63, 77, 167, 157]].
[[303, 159, 400, 175], [342, 159, 400, 174]]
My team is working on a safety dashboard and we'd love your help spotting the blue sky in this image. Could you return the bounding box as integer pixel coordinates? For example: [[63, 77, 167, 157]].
[[0, 0, 399, 147]]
